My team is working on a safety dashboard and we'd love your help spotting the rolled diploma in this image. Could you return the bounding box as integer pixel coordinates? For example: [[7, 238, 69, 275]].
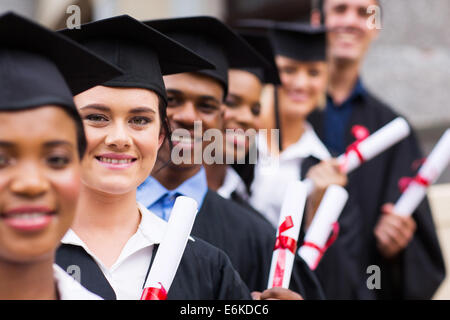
[[267, 181, 307, 289], [337, 117, 410, 173], [142, 196, 198, 296], [394, 129, 450, 217], [298, 185, 349, 270], [304, 117, 410, 195]]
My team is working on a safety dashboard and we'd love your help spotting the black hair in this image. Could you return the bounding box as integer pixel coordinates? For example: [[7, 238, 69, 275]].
[[157, 94, 172, 151], [67, 109, 87, 160], [150, 94, 174, 175]]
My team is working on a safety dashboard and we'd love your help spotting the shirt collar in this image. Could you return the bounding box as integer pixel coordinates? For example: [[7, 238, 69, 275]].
[[217, 166, 248, 200], [328, 77, 366, 108], [61, 203, 167, 247], [257, 122, 331, 161], [350, 78, 366, 101], [61, 229, 86, 247], [137, 174, 169, 210], [137, 202, 167, 244], [60, 203, 194, 269], [137, 167, 208, 209]]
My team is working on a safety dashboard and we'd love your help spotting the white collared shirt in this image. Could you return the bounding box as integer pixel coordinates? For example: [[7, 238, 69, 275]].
[[217, 166, 249, 201], [61, 203, 167, 300], [249, 122, 331, 227], [53, 264, 102, 300]]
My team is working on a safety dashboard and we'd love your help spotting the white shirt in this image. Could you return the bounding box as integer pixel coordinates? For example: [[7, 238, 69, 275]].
[[61, 203, 167, 300], [217, 166, 249, 201], [249, 122, 331, 227], [53, 264, 102, 300]]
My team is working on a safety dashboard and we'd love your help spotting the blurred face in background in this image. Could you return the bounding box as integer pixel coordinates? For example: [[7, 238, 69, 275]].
[[0, 107, 80, 264], [276, 55, 328, 119], [324, 0, 380, 63], [223, 69, 262, 162]]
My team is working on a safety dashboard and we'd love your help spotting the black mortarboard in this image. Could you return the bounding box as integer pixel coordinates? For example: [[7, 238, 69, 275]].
[[0, 11, 122, 113], [236, 30, 281, 85], [235, 19, 327, 62], [143, 16, 272, 98], [59, 15, 214, 104]]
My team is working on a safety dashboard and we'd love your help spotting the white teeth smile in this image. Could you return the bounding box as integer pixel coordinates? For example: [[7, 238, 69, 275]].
[[3, 212, 49, 219], [98, 157, 133, 164]]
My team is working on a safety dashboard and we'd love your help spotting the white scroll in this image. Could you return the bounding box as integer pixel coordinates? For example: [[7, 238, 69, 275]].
[[267, 181, 307, 289], [298, 185, 349, 270], [141, 196, 198, 300], [394, 129, 450, 217], [304, 117, 411, 195]]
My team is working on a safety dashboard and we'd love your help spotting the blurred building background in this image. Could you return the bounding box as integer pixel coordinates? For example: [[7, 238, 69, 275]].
[[1, 0, 449, 298]]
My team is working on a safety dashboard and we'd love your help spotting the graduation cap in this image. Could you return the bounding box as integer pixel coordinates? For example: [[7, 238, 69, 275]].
[[0, 11, 122, 113], [235, 19, 327, 62], [143, 16, 273, 98], [236, 30, 281, 85], [59, 15, 215, 104]]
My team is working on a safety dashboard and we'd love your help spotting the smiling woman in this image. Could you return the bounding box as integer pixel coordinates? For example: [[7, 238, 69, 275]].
[[74, 86, 162, 196], [0, 12, 122, 300], [0, 107, 79, 252]]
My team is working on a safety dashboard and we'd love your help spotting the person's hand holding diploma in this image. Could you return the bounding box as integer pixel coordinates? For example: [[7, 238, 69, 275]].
[[374, 203, 417, 259]]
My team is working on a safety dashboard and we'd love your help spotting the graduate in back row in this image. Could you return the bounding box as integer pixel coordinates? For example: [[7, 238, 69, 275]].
[[307, 0, 445, 299], [0, 12, 122, 299]]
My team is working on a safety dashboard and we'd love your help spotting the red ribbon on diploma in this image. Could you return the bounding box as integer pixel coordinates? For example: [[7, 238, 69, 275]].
[[340, 125, 370, 172], [398, 157, 434, 193], [140, 282, 167, 300], [272, 216, 297, 287], [302, 222, 340, 270], [398, 174, 430, 193]]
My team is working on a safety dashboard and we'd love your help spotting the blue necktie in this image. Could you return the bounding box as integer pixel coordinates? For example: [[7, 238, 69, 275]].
[[160, 192, 182, 221]]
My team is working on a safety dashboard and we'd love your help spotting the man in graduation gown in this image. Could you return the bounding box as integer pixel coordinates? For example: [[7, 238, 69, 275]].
[[308, 0, 445, 299], [138, 16, 325, 300]]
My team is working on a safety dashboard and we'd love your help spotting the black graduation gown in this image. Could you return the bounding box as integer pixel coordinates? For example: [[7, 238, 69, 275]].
[[308, 91, 446, 299], [300, 156, 372, 299], [232, 154, 369, 299], [56, 236, 251, 300], [192, 189, 325, 299]]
